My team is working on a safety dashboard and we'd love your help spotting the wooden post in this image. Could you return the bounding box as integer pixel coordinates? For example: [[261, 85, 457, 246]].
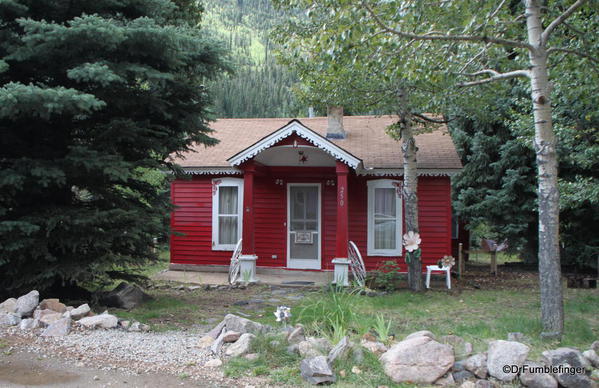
[[242, 162, 255, 255], [491, 251, 497, 276], [335, 161, 349, 260], [458, 243, 464, 280]]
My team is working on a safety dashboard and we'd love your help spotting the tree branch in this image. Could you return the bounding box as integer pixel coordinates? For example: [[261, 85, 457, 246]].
[[547, 47, 599, 65], [541, 0, 589, 45], [411, 112, 453, 124], [362, 2, 532, 50], [458, 69, 530, 87]]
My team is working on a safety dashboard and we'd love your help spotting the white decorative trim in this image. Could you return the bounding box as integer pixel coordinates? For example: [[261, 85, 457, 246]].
[[367, 179, 403, 257], [227, 120, 362, 169], [183, 167, 242, 175], [357, 168, 461, 177]]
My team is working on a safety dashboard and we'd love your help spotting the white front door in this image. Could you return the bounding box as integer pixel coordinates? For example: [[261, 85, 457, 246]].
[[287, 184, 321, 269]]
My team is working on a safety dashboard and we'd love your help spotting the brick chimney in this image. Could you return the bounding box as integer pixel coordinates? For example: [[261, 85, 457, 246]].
[[326, 106, 345, 139]]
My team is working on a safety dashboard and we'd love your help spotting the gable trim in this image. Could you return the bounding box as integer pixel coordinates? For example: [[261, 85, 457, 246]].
[[226, 120, 362, 169], [182, 167, 242, 175], [357, 168, 461, 177]]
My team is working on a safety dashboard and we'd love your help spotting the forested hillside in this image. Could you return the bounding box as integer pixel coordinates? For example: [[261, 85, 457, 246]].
[[202, 0, 300, 118]]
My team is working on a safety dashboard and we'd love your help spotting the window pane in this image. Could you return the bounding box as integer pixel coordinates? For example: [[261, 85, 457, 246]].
[[374, 188, 395, 218], [375, 219, 396, 249], [219, 215, 238, 244], [219, 186, 237, 215]]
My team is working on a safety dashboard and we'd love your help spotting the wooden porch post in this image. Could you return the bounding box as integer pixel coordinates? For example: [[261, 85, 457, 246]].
[[335, 161, 349, 259], [242, 162, 255, 255]]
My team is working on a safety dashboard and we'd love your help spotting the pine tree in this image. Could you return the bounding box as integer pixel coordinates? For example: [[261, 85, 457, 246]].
[[0, 0, 227, 295]]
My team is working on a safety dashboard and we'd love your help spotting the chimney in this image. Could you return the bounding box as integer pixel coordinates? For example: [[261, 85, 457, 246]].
[[326, 106, 345, 139]]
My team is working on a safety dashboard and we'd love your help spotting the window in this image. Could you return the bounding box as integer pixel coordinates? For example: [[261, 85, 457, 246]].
[[212, 178, 243, 250], [367, 179, 402, 256]]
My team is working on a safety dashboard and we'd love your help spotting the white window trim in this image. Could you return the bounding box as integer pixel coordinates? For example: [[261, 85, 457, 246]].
[[212, 177, 243, 251], [367, 179, 403, 256]]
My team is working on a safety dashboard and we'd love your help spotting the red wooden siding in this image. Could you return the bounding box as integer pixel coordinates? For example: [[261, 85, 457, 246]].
[[170, 173, 452, 272]]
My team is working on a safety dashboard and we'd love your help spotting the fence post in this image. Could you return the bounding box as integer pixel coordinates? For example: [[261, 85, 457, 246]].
[[458, 243, 463, 279]]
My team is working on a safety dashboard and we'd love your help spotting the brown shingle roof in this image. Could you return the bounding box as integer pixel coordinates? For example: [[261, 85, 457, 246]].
[[173, 116, 462, 170]]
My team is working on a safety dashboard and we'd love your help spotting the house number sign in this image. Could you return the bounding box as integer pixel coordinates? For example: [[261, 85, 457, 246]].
[[338, 186, 345, 207]]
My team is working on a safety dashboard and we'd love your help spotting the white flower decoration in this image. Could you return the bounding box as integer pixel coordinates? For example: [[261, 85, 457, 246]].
[[441, 255, 455, 268], [274, 306, 292, 323], [402, 231, 421, 252]]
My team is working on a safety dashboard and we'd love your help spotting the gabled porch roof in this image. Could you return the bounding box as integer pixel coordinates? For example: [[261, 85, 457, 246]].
[[227, 119, 362, 169]]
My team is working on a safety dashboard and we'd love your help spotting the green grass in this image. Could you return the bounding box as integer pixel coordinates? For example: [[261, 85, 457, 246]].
[[114, 295, 199, 331]]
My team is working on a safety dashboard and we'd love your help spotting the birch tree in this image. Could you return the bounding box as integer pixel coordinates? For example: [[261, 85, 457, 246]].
[[357, 0, 597, 338]]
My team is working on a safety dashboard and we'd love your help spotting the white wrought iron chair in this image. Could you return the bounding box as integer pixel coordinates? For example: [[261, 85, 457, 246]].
[[228, 239, 242, 284], [425, 261, 452, 290]]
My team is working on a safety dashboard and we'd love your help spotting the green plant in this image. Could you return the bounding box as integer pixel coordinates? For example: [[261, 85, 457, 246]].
[[295, 288, 359, 336], [372, 260, 403, 291], [372, 314, 393, 344]]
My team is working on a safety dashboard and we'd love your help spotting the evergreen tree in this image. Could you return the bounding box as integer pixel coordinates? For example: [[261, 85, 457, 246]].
[[0, 0, 227, 295]]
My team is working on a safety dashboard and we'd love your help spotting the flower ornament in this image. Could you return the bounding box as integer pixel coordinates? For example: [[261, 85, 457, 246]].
[[441, 255, 455, 268], [274, 306, 292, 325], [402, 231, 421, 252]]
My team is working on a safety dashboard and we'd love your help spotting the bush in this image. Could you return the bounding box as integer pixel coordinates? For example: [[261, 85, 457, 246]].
[[370, 260, 403, 291]]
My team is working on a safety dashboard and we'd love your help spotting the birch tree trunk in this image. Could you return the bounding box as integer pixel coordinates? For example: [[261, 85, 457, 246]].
[[525, 0, 563, 338], [398, 90, 422, 291]]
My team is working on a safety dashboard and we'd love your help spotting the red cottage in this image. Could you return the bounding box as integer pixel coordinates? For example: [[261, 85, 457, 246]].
[[169, 113, 462, 282]]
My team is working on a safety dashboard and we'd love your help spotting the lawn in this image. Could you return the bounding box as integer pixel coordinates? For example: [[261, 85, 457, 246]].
[[114, 260, 598, 386]]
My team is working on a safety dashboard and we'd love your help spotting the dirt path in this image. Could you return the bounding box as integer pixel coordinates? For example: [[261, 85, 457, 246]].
[[0, 349, 214, 387]]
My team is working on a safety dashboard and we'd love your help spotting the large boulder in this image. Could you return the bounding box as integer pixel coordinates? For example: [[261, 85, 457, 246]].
[[405, 330, 436, 340], [223, 314, 266, 335], [222, 330, 241, 343], [519, 361, 558, 388], [15, 290, 39, 317], [99, 282, 152, 309], [19, 318, 40, 330], [39, 299, 67, 313], [583, 349, 599, 368], [298, 337, 333, 358], [487, 340, 529, 381], [41, 317, 71, 337], [541, 347, 594, 388], [0, 313, 21, 326], [69, 304, 90, 320], [379, 335, 454, 384], [0, 298, 17, 314], [464, 353, 488, 379], [78, 313, 118, 329], [300, 355, 336, 385], [225, 333, 255, 357], [38, 311, 63, 326]]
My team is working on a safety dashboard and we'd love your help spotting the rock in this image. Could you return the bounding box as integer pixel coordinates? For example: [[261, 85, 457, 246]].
[[464, 353, 488, 378], [198, 335, 215, 349], [583, 349, 599, 368], [405, 330, 436, 340], [460, 382, 476, 388], [204, 359, 223, 367], [298, 337, 333, 358], [327, 336, 350, 364], [119, 320, 130, 329], [435, 374, 455, 386], [244, 353, 259, 361], [287, 344, 300, 355], [39, 299, 67, 313], [62, 311, 71, 319], [0, 313, 21, 326], [300, 356, 336, 385], [452, 370, 475, 383], [99, 282, 152, 309], [380, 335, 454, 384], [39, 311, 63, 326], [225, 333, 255, 357], [222, 330, 241, 343], [350, 344, 364, 364], [591, 341, 599, 352], [211, 329, 227, 354], [19, 318, 39, 330], [360, 339, 388, 355], [223, 314, 265, 335], [487, 340, 529, 381], [15, 290, 39, 317], [41, 317, 71, 337], [70, 304, 91, 320], [507, 332, 525, 342], [287, 325, 305, 344], [351, 366, 362, 374], [541, 347, 594, 388], [475, 380, 496, 388], [519, 361, 558, 388], [0, 298, 17, 314], [440, 335, 473, 360], [78, 313, 118, 329]]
